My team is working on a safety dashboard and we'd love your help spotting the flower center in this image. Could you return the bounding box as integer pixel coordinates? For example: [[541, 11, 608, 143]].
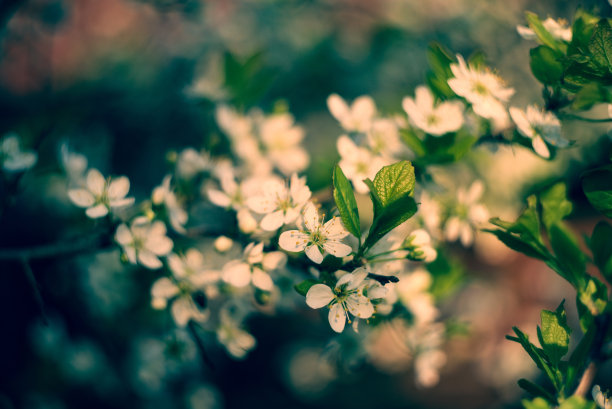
[[473, 81, 489, 96], [309, 229, 326, 246]]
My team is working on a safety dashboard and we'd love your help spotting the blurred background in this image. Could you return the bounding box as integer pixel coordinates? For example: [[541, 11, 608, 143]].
[[1, 0, 612, 408]]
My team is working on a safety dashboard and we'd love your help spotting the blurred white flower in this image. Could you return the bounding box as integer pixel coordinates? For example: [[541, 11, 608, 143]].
[[216, 309, 256, 359], [337, 135, 387, 194], [509, 105, 567, 159], [447, 55, 514, 127], [305, 268, 379, 333], [60, 143, 87, 182], [247, 173, 312, 231], [176, 148, 211, 179], [222, 242, 286, 291], [444, 181, 489, 246], [151, 250, 219, 326], [366, 118, 403, 158], [327, 94, 376, 133], [395, 269, 438, 325], [68, 168, 135, 218], [593, 385, 611, 409], [259, 113, 309, 175], [279, 202, 352, 264], [152, 175, 188, 233], [402, 86, 464, 136], [417, 191, 442, 239], [115, 217, 173, 269], [0, 132, 37, 172], [517, 18, 572, 42], [415, 348, 447, 388], [405, 229, 437, 262]]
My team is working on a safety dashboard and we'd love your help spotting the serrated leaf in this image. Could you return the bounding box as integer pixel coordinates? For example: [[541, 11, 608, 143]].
[[538, 301, 571, 365], [509, 327, 561, 391], [333, 165, 361, 239], [294, 279, 319, 296], [591, 221, 612, 282], [582, 164, 612, 218], [572, 82, 611, 110], [530, 46, 564, 85], [578, 278, 608, 318], [484, 229, 549, 260], [589, 19, 612, 72], [372, 161, 416, 207], [364, 192, 418, 250], [539, 183, 573, 229]]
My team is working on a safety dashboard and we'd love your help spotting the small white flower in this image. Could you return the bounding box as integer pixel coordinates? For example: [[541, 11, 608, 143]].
[[151, 250, 219, 326], [176, 148, 210, 179], [0, 133, 37, 172], [279, 202, 352, 264], [68, 168, 135, 218], [395, 269, 438, 325], [305, 268, 376, 333], [60, 143, 87, 182], [509, 105, 568, 159], [115, 217, 173, 269], [444, 181, 489, 247], [337, 135, 387, 194], [517, 18, 572, 42], [152, 175, 188, 233], [258, 113, 309, 175], [327, 94, 376, 133], [247, 173, 312, 231], [216, 309, 256, 359], [447, 55, 514, 125], [405, 229, 437, 262], [593, 385, 611, 409], [222, 242, 286, 291], [402, 86, 464, 136], [366, 118, 404, 159]]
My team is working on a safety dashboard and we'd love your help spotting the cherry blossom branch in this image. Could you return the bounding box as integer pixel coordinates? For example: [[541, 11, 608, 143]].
[[0, 232, 111, 260], [572, 314, 611, 398], [187, 320, 215, 370]]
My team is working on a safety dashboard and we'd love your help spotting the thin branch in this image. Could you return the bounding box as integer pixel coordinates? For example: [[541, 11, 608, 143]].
[[557, 113, 612, 123], [187, 320, 215, 370], [574, 362, 597, 398], [20, 257, 48, 325]]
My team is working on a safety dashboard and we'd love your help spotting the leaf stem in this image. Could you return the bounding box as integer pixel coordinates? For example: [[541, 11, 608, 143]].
[[20, 257, 48, 325]]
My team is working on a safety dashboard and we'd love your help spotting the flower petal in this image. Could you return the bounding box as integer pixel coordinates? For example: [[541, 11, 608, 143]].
[[115, 224, 132, 245], [86, 168, 106, 196], [68, 189, 95, 207], [85, 204, 108, 218], [346, 294, 374, 319], [301, 201, 320, 232], [278, 230, 309, 252], [223, 261, 251, 288], [532, 135, 550, 159], [260, 210, 285, 231], [305, 245, 324, 264], [322, 240, 352, 258], [252, 267, 274, 291], [108, 176, 130, 200], [138, 250, 163, 269], [151, 277, 179, 299], [305, 284, 334, 309], [328, 303, 346, 333]]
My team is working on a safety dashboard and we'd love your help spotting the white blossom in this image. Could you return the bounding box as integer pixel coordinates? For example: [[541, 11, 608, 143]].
[[395, 269, 438, 325], [258, 113, 309, 175], [444, 181, 489, 246], [337, 135, 387, 194], [115, 217, 173, 269], [0, 133, 37, 172], [405, 229, 437, 262], [152, 175, 188, 233], [68, 168, 135, 218], [509, 105, 568, 159], [60, 143, 87, 182], [593, 385, 611, 409], [176, 148, 210, 179], [366, 118, 403, 158], [279, 202, 352, 264], [247, 173, 312, 231], [222, 242, 286, 291], [402, 86, 464, 136], [447, 55, 514, 127], [216, 309, 256, 359], [214, 236, 233, 252], [327, 94, 376, 133], [305, 268, 380, 333], [517, 18, 572, 42]]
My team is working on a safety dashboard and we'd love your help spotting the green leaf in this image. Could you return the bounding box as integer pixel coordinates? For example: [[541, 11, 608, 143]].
[[522, 397, 552, 409], [578, 278, 608, 318], [484, 229, 550, 260], [518, 382, 556, 406], [558, 396, 596, 409], [582, 164, 612, 218], [589, 19, 612, 73], [333, 165, 361, 239], [371, 161, 416, 207], [530, 46, 564, 85], [426, 42, 456, 99], [539, 183, 573, 229], [549, 223, 587, 288], [364, 190, 418, 250], [526, 12, 565, 51], [572, 82, 611, 110], [538, 301, 571, 366], [591, 221, 612, 282], [565, 323, 596, 392], [294, 279, 318, 296]]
